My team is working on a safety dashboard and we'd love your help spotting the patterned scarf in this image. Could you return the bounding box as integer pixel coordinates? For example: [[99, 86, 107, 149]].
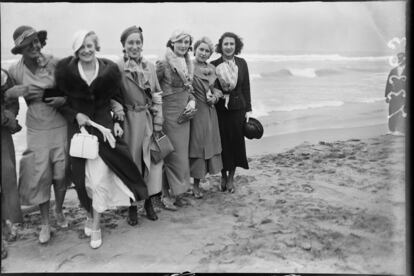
[[124, 57, 151, 92], [215, 59, 238, 92]]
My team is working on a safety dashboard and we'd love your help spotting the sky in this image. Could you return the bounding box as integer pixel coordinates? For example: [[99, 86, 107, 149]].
[[0, 2, 406, 59]]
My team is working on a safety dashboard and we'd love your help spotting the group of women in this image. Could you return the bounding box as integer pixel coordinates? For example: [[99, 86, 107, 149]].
[[1, 25, 253, 253]]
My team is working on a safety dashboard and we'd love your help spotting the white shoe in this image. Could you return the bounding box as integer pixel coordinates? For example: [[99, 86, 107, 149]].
[[39, 225, 51, 244], [84, 218, 93, 237], [90, 229, 102, 249]]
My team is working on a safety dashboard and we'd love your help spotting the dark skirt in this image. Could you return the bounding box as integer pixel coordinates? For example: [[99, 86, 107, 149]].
[[1, 128, 23, 223], [216, 109, 249, 171], [388, 94, 406, 133], [70, 135, 148, 213]]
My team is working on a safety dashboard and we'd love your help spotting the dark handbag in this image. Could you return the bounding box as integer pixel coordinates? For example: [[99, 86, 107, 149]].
[[42, 87, 64, 102], [150, 131, 175, 163], [177, 108, 197, 124]]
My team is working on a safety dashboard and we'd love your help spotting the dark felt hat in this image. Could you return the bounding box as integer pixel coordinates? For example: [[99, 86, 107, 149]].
[[244, 117, 264, 139], [11, 25, 47, 55]]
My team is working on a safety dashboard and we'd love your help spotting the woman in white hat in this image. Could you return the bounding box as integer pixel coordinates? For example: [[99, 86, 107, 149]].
[[5, 25, 69, 244], [55, 30, 149, 249], [155, 30, 196, 209]]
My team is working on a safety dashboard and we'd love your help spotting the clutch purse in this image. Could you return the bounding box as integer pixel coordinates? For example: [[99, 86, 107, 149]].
[[177, 108, 197, 124], [69, 127, 99, 159], [150, 131, 174, 164]]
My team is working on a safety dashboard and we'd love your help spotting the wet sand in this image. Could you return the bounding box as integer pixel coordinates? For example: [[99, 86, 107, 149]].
[[1, 127, 405, 274]]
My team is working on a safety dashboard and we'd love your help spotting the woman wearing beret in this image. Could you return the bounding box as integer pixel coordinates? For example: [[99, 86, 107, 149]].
[[55, 30, 148, 249], [189, 37, 223, 198], [211, 32, 252, 193], [156, 30, 196, 209], [2, 68, 23, 258], [5, 25, 68, 244], [114, 26, 163, 224]]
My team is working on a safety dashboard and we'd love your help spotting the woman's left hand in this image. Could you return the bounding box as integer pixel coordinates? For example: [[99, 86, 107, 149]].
[[245, 111, 252, 122], [185, 100, 196, 112], [113, 122, 124, 137]]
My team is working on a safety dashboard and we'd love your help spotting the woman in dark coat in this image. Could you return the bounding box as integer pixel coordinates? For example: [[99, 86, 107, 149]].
[[1, 68, 23, 259], [211, 32, 252, 193], [55, 30, 148, 249], [385, 52, 406, 135]]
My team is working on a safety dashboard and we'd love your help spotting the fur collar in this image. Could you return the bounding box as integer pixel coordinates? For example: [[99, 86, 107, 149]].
[[56, 56, 121, 100], [165, 47, 194, 86]]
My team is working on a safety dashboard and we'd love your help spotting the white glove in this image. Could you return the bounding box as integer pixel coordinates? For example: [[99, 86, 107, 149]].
[[185, 100, 196, 111], [88, 120, 116, 148], [152, 91, 163, 104]]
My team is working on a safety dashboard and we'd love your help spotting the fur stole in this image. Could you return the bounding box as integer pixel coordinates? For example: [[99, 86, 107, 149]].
[[165, 47, 194, 92], [55, 56, 122, 101]]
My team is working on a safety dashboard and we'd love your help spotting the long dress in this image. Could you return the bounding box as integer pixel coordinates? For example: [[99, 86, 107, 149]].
[[55, 56, 148, 213], [385, 65, 406, 133], [189, 61, 223, 179], [211, 56, 252, 171], [156, 53, 194, 196], [7, 54, 69, 206], [118, 58, 163, 196], [1, 69, 23, 223]]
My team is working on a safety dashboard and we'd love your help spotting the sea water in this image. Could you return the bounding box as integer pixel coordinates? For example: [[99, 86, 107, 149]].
[[1, 51, 392, 158]]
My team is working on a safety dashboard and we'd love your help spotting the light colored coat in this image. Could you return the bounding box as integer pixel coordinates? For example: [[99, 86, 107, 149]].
[[118, 59, 164, 196]]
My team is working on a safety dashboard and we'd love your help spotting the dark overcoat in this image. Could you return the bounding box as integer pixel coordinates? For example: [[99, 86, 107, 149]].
[[55, 57, 148, 212], [211, 56, 251, 170]]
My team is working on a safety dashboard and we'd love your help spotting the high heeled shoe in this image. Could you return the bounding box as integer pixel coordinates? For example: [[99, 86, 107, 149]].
[[144, 199, 158, 221], [90, 229, 102, 249], [127, 205, 138, 226], [84, 217, 93, 237], [220, 177, 227, 192]]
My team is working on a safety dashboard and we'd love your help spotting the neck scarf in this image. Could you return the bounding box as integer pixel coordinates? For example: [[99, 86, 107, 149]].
[[215, 58, 238, 92], [165, 47, 194, 90], [124, 56, 151, 91], [78, 59, 99, 86]]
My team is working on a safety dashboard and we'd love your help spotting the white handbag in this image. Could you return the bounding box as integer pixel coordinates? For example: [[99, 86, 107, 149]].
[[69, 127, 99, 159]]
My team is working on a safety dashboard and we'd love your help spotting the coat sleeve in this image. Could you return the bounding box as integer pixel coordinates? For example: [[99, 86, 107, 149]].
[[242, 59, 252, 112], [151, 65, 164, 131], [54, 62, 79, 124], [385, 69, 393, 98], [155, 60, 165, 83]]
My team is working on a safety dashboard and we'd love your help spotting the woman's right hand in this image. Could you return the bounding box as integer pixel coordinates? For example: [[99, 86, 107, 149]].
[[76, 113, 91, 127]]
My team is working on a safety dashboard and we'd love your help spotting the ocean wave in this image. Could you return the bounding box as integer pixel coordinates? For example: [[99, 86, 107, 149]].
[[240, 53, 389, 63], [356, 97, 384, 103], [252, 68, 344, 79], [252, 101, 345, 116]]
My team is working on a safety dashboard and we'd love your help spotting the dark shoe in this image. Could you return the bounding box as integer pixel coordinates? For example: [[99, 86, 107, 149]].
[[227, 178, 235, 193], [220, 177, 227, 192], [1, 239, 7, 260], [174, 197, 187, 207], [127, 206, 138, 226], [144, 199, 158, 221]]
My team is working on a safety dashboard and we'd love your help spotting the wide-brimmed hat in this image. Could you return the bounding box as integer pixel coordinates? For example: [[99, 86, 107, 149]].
[[11, 25, 47, 55]]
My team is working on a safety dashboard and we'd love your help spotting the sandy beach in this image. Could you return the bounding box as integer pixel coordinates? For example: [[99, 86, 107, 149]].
[[1, 123, 406, 274]]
